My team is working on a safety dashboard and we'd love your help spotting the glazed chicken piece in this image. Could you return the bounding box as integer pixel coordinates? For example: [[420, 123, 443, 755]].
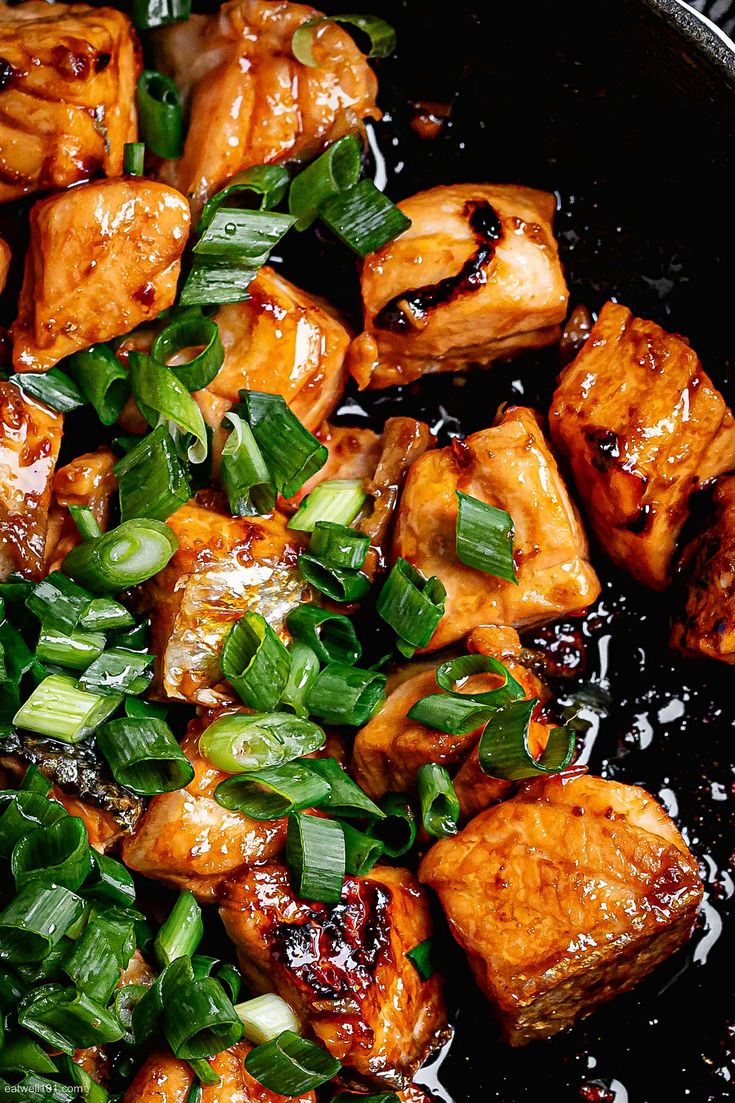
[[549, 302, 735, 589], [219, 862, 447, 1089], [392, 406, 600, 650], [46, 448, 118, 571], [122, 718, 285, 900], [138, 498, 309, 706], [0, 238, 9, 293], [124, 1044, 315, 1103], [155, 0, 380, 209], [352, 625, 553, 816], [420, 773, 703, 1045], [0, 2, 139, 203], [671, 475, 735, 662], [348, 184, 569, 388], [11, 178, 190, 372], [0, 380, 62, 579]]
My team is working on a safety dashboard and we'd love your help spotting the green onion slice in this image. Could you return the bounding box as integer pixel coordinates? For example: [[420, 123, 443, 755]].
[[96, 717, 195, 796], [235, 993, 298, 1045], [0, 790, 66, 859], [178, 258, 258, 308], [367, 793, 416, 858], [69, 505, 102, 542], [288, 478, 367, 532], [35, 628, 106, 672], [0, 1037, 58, 1076], [66, 344, 129, 427], [435, 654, 525, 704], [78, 648, 153, 697], [137, 69, 183, 159], [455, 491, 518, 583], [114, 425, 191, 523], [0, 884, 84, 962], [320, 178, 411, 258], [214, 762, 331, 820], [286, 813, 345, 904], [377, 558, 446, 655], [478, 698, 575, 781], [62, 518, 179, 594], [417, 763, 459, 838], [215, 963, 241, 1004], [13, 675, 119, 743], [219, 412, 275, 517], [405, 938, 435, 981], [7, 1075, 78, 1103], [197, 166, 290, 233], [193, 209, 296, 263], [79, 597, 135, 632], [238, 390, 327, 499], [341, 822, 384, 876], [64, 919, 129, 1005], [408, 654, 526, 734], [155, 890, 203, 968], [26, 571, 91, 635], [18, 983, 125, 1054], [298, 554, 370, 604], [12, 815, 92, 891], [307, 662, 385, 726], [309, 522, 370, 570], [280, 641, 320, 718], [132, 0, 191, 30], [302, 757, 383, 819], [84, 851, 136, 907], [20, 764, 51, 795], [246, 1030, 341, 1094], [288, 135, 360, 230], [198, 712, 325, 774], [163, 976, 243, 1059], [130, 351, 207, 464], [291, 13, 396, 67], [123, 140, 145, 175], [285, 605, 362, 666], [10, 369, 85, 413], [152, 314, 224, 393], [220, 612, 291, 712]]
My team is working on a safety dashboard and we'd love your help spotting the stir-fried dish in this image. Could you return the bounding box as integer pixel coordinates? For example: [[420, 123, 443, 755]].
[[0, 3, 727, 1101]]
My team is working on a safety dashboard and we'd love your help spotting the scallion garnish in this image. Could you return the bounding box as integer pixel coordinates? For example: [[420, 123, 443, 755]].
[[406, 938, 435, 981], [220, 612, 291, 712], [0, 884, 84, 962], [297, 554, 370, 603], [288, 479, 367, 532], [26, 571, 91, 635], [214, 762, 331, 820], [235, 993, 299, 1045], [154, 890, 203, 968], [215, 963, 241, 1004], [132, 0, 191, 29], [151, 314, 224, 392], [408, 654, 525, 734], [163, 973, 242, 1059], [238, 390, 327, 498], [79, 597, 134, 632], [78, 648, 154, 697], [123, 141, 145, 175], [245, 1030, 341, 1094], [181, 210, 295, 307], [65, 344, 130, 427], [0, 792, 66, 859], [417, 763, 459, 838], [376, 558, 446, 656], [69, 505, 101, 542], [280, 641, 320, 717], [18, 984, 125, 1053], [291, 13, 396, 67], [288, 135, 361, 229], [478, 698, 576, 780], [341, 822, 385, 876], [114, 426, 191, 522], [309, 522, 370, 570], [13, 675, 119, 743], [197, 166, 290, 233], [84, 851, 136, 907], [11, 815, 92, 891], [286, 812, 345, 903], [62, 518, 179, 594], [198, 712, 325, 774], [35, 628, 105, 672], [19, 764, 51, 795], [219, 412, 275, 516], [130, 351, 208, 464], [319, 179, 411, 258], [306, 662, 386, 726], [10, 369, 86, 413], [367, 793, 416, 858], [96, 717, 195, 796], [285, 605, 362, 666], [455, 491, 518, 582], [302, 757, 384, 819], [137, 70, 183, 159], [178, 259, 258, 308], [64, 919, 130, 1004]]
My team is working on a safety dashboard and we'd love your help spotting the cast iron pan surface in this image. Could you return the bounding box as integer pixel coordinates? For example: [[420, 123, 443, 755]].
[[2, 1, 734, 1100]]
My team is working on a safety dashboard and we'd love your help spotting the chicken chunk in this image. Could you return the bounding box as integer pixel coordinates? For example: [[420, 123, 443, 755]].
[[155, 0, 380, 209], [0, 238, 9, 293], [0, 2, 139, 203], [0, 380, 62, 579], [11, 178, 190, 372], [121, 719, 285, 900], [138, 498, 309, 706], [125, 1045, 315, 1103], [392, 406, 600, 650], [352, 626, 552, 817], [419, 773, 703, 1045], [549, 302, 735, 589], [219, 862, 448, 1088], [671, 475, 735, 662], [348, 184, 569, 389]]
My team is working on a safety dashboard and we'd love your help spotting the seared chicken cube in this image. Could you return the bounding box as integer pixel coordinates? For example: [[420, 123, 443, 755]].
[[348, 184, 569, 389], [420, 773, 703, 1045], [0, 380, 62, 579], [219, 862, 447, 1088], [671, 475, 735, 662], [549, 302, 735, 589], [121, 718, 285, 900], [352, 626, 551, 815], [11, 178, 190, 372], [125, 1044, 315, 1103], [156, 0, 380, 209], [138, 499, 309, 706], [392, 406, 600, 650], [0, 2, 139, 203]]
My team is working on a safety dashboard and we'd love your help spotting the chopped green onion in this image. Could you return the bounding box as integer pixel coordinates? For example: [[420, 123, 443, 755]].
[[96, 717, 195, 796], [20, 764, 51, 795], [193, 209, 296, 263], [0, 1038, 58, 1076], [191, 954, 218, 979], [125, 695, 168, 721], [298, 554, 370, 603], [114, 426, 191, 522], [245, 1030, 341, 1094], [197, 166, 290, 233], [288, 135, 361, 229], [130, 351, 207, 464], [0, 791, 66, 859], [405, 939, 435, 981], [341, 822, 384, 876], [286, 605, 362, 666], [78, 648, 154, 697], [238, 390, 327, 499], [219, 412, 275, 516], [10, 369, 85, 413], [407, 693, 494, 736], [303, 757, 383, 819], [235, 993, 299, 1045], [155, 890, 203, 968], [435, 654, 525, 705], [178, 258, 259, 308], [291, 13, 396, 67], [377, 558, 446, 656], [215, 963, 241, 1003], [132, 0, 191, 29], [309, 522, 370, 570], [6, 1074, 77, 1103], [0, 884, 83, 962], [367, 793, 416, 858], [332, 1093, 399, 1103], [307, 662, 385, 727], [417, 763, 459, 837], [57, 1054, 111, 1103], [288, 479, 367, 532], [114, 983, 147, 1046], [35, 628, 105, 672], [280, 641, 319, 717], [137, 70, 183, 159], [152, 314, 224, 392], [220, 612, 290, 712], [408, 655, 525, 735], [62, 518, 179, 594], [478, 698, 575, 781], [12, 814, 92, 890], [26, 571, 91, 635], [455, 491, 518, 583], [84, 851, 136, 906], [214, 762, 330, 820], [65, 344, 130, 427], [64, 921, 127, 1004], [18, 983, 125, 1053], [112, 619, 150, 651], [320, 179, 411, 258], [287, 812, 345, 903], [69, 505, 101, 542], [187, 1061, 220, 1088], [163, 975, 242, 1059], [79, 597, 135, 632], [198, 712, 325, 774], [123, 141, 145, 175], [13, 675, 120, 743]]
